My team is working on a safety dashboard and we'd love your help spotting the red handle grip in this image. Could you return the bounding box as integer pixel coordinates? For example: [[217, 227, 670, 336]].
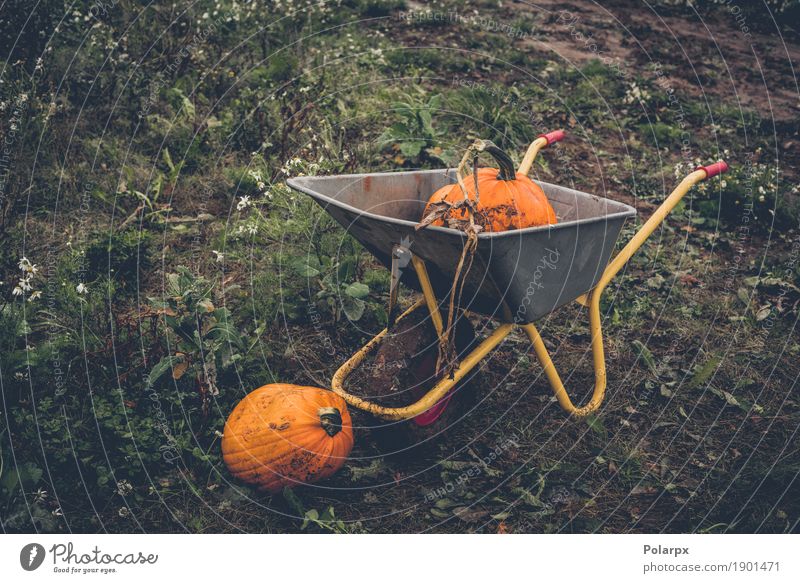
[[696, 161, 729, 179], [539, 129, 566, 146]]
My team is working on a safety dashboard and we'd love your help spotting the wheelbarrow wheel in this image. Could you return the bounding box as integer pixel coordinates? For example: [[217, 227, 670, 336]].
[[365, 309, 481, 459]]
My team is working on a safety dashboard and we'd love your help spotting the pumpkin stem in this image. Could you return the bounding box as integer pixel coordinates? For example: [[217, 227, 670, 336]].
[[478, 140, 516, 181], [318, 407, 343, 437]]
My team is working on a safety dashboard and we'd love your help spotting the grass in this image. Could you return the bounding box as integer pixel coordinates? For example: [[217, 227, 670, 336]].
[[0, 0, 798, 533]]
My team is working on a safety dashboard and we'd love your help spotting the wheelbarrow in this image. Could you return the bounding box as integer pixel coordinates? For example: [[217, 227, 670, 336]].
[[287, 131, 729, 422]]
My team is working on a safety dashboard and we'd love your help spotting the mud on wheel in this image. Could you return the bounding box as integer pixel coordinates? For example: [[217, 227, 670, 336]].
[[355, 307, 481, 458]]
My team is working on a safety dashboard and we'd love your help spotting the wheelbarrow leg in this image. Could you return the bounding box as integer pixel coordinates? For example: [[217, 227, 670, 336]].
[[411, 255, 444, 337], [521, 290, 607, 417], [525, 163, 729, 415], [331, 252, 516, 420], [332, 318, 513, 420]]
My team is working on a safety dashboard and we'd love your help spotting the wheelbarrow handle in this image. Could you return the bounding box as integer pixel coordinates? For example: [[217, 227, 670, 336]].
[[533, 159, 730, 417], [539, 129, 566, 145], [596, 159, 730, 297], [518, 129, 566, 176], [697, 160, 729, 178]]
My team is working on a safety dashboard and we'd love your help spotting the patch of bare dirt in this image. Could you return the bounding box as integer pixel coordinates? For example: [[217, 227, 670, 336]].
[[520, 0, 799, 122]]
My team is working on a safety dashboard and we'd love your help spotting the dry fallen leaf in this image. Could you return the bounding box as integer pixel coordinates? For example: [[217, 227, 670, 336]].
[[172, 354, 189, 380], [453, 506, 489, 523], [630, 485, 658, 496]]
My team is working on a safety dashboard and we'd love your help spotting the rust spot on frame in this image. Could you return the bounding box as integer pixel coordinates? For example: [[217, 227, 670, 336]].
[[363, 176, 372, 192]]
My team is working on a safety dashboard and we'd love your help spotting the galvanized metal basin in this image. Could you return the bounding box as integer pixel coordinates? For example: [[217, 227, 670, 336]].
[[287, 169, 636, 324]]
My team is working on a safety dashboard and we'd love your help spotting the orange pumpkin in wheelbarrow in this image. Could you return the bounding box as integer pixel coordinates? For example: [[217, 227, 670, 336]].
[[422, 140, 557, 232]]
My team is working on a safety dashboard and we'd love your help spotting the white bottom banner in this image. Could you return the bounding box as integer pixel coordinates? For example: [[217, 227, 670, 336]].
[[1, 534, 796, 582]]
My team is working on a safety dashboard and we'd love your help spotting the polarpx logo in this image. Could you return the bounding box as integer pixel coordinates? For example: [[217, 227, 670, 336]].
[[20, 543, 46, 571]]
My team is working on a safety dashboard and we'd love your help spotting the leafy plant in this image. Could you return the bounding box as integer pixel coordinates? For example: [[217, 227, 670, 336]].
[[444, 84, 541, 151], [287, 252, 378, 323], [378, 93, 446, 165], [114, 148, 183, 224], [148, 267, 249, 414], [282, 488, 363, 533]]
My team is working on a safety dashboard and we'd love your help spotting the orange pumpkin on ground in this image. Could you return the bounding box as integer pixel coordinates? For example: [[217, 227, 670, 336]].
[[423, 142, 557, 232], [222, 384, 354, 493]]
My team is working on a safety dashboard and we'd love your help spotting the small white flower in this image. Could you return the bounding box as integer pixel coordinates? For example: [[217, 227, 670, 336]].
[[12, 286, 23, 296], [76, 283, 88, 294], [116, 480, 133, 496], [237, 195, 251, 211], [212, 250, 224, 262], [28, 290, 42, 302], [247, 224, 258, 236], [118, 506, 130, 518]]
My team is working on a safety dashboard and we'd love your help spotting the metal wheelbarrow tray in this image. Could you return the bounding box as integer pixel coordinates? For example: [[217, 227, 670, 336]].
[[288, 169, 635, 323], [287, 132, 729, 422]]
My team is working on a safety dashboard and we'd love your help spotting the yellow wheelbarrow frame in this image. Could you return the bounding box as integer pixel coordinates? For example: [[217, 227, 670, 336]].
[[329, 134, 729, 421]]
